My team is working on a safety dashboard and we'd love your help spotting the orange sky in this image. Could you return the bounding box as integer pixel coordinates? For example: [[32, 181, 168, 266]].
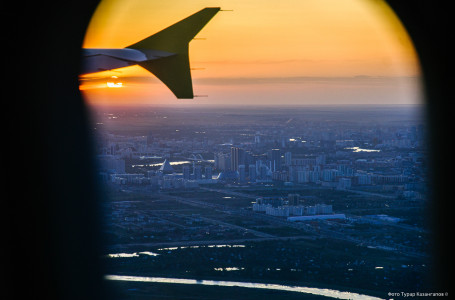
[[79, 0, 422, 107]]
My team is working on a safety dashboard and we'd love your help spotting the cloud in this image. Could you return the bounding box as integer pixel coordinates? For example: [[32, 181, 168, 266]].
[[193, 76, 420, 86]]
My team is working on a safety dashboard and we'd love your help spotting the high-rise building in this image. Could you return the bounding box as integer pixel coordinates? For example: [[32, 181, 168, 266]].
[[284, 152, 292, 166], [231, 147, 245, 171], [215, 152, 231, 171], [269, 149, 281, 171], [322, 169, 339, 182], [297, 170, 309, 183]]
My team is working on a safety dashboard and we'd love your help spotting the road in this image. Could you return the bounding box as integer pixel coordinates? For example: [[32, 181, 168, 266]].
[[107, 235, 315, 252], [198, 216, 275, 238], [200, 187, 258, 199]]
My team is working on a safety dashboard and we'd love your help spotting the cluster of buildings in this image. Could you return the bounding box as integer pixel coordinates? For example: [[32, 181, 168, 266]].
[[214, 147, 414, 194], [97, 142, 420, 200], [252, 194, 345, 220], [93, 114, 425, 201], [215, 147, 282, 182], [98, 155, 216, 190]]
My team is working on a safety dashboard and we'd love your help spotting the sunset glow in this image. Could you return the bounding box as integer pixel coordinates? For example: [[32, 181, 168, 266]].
[[107, 80, 123, 88], [80, 0, 422, 107]]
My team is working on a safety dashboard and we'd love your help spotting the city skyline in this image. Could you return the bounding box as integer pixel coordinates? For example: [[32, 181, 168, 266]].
[[92, 105, 430, 298]]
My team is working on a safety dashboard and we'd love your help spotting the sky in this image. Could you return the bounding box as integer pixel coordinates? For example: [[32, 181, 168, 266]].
[[79, 0, 423, 107]]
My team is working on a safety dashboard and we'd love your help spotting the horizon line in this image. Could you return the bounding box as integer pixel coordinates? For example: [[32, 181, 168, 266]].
[[86, 102, 425, 110]]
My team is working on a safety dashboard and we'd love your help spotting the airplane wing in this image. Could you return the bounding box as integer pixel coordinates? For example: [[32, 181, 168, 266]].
[[137, 53, 193, 99], [127, 7, 221, 99]]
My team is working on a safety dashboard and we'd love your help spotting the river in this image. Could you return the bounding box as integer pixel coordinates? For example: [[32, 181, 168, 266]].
[[105, 275, 384, 300]]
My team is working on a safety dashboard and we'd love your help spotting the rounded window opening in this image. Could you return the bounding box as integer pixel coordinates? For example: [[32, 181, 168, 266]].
[[80, 1, 430, 299]]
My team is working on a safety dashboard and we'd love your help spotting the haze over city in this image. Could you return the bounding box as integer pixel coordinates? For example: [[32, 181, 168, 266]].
[[90, 104, 429, 299]]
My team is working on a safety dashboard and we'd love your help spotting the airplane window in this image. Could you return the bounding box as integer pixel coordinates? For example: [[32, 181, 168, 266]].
[[79, 1, 436, 299]]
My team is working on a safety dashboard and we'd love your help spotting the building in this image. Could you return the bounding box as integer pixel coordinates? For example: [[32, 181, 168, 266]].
[[215, 152, 231, 171], [315, 204, 333, 214], [337, 164, 354, 176], [284, 152, 292, 166], [252, 203, 271, 212], [160, 175, 184, 189], [293, 157, 316, 167], [110, 173, 147, 185], [296, 170, 320, 183], [290, 206, 305, 216], [309, 170, 320, 183], [305, 206, 315, 215], [266, 206, 289, 217], [356, 173, 372, 185], [297, 170, 309, 183], [230, 147, 245, 171], [322, 169, 339, 182], [269, 149, 281, 171], [372, 174, 409, 184], [159, 159, 174, 174], [337, 178, 352, 190], [272, 171, 288, 182]]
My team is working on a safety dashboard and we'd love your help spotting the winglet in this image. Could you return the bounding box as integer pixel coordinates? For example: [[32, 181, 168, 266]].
[[138, 54, 193, 99], [127, 7, 220, 99]]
